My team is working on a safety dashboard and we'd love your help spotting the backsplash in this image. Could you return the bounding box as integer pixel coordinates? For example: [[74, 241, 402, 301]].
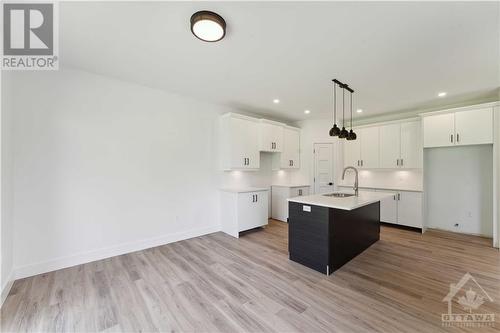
[[219, 153, 293, 189], [340, 169, 423, 191]]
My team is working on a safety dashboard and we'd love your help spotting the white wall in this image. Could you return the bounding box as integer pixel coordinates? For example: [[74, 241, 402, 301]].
[[424, 145, 493, 236], [4, 68, 241, 278], [1, 71, 15, 304]]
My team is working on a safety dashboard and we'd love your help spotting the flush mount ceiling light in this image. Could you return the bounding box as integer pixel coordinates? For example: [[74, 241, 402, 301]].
[[304, 110, 311, 114], [438, 92, 447, 97], [190, 11, 226, 42]]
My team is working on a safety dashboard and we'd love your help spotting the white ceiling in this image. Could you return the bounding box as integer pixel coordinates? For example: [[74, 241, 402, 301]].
[[60, 1, 499, 122]]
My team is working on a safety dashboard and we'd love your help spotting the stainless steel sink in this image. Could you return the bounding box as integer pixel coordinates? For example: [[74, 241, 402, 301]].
[[323, 192, 354, 198]]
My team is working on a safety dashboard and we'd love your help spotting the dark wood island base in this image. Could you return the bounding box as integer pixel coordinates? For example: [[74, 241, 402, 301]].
[[288, 201, 380, 275]]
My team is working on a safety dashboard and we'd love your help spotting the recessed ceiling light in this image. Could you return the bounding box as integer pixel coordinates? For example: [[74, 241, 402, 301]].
[[273, 99, 280, 104], [438, 92, 447, 97], [356, 109, 363, 113], [190, 11, 226, 42], [304, 110, 310, 114]]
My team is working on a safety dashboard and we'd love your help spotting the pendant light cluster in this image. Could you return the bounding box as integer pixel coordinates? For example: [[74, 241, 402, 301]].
[[329, 79, 357, 141]]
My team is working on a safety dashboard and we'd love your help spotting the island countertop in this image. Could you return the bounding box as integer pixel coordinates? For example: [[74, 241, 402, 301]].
[[287, 191, 393, 211]]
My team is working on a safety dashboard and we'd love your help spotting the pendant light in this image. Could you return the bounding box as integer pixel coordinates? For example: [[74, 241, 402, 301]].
[[338, 84, 349, 138], [346, 90, 357, 140], [329, 81, 340, 136]]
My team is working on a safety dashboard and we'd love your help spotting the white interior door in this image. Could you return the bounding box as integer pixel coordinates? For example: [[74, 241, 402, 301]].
[[314, 143, 334, 194]]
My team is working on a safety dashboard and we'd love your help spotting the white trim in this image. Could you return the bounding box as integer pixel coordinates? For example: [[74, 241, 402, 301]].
[[419, 101, 500, 118], [13, 225, 220, 280], [353, 117, 421, 130], [1, 270, 14, 308], [259, 118, 285, 126]]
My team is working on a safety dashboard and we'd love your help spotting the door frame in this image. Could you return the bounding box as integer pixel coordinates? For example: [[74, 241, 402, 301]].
[[313, 142, 335, 194]]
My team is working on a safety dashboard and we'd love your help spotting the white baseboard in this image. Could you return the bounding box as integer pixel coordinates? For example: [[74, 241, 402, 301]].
[[1, 270, 15, 308], [14, 225, 220, 280]]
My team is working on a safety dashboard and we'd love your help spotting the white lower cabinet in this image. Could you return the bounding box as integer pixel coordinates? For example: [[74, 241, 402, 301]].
[[271, 185, 310, 222], [338, 185, 423, 228], [397, 191, 423, 228], [378, 190, 398, 224], [220, 188, 269, 238], [377, 189, 423, 228]]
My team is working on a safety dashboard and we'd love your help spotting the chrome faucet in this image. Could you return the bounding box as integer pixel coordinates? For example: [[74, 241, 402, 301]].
[[342, 166, 359, 196]]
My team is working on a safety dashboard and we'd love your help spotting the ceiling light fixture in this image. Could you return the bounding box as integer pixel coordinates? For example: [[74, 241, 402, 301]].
[[273, 99, 280, 104], [357, 109, 363, 113], [346, 90, 357, 141], [329, 81, 340, 136], [190, 11, 226, 42], [329, 79, 356, 141], [438, 92, 447, 97], [304, 110, 310, 114], [338, 84, 349, 139]]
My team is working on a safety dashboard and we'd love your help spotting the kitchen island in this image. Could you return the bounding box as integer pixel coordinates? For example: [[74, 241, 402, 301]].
[[287, 191, 393, 275]]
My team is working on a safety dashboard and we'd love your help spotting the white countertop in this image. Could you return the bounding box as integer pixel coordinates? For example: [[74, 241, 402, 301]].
[[287, 192, 394, 211], [220, 187, 269, 193], [271, 184, 310, 188], [337, 184, 423, 192]]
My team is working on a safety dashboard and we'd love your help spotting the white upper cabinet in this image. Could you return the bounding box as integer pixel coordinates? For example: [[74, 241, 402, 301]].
[[359, 127, 380, 168], [454, 108, 493, 146], [220, 113, 260, 170], [343, 127, 379, 168], [346, 120, 422, 169], [379, 123, 401, 168], [259, 119, 284, 152], [423, 107, 493, 148], [423, 113, 455, 148], [400, 121, 422, 169], [279, 126, 300, 169], [343, 137, 361, 168], [379, 121, 422, 169]]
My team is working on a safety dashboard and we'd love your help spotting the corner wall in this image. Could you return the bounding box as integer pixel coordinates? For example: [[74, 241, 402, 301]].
[[1, 70, 15, 306]]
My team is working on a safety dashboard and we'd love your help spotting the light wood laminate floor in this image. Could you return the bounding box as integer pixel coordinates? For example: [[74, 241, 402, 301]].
[[1, 220, 500, 332]]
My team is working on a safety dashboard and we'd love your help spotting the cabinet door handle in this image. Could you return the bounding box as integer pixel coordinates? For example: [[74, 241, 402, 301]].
[[393, 195, 396, 200], [361, 160, 364, 167], [396, 159, 399, 166], [457, 133, 460, 143], [299, 189, 302, 196], [255, 194, 258, 202], [397, 193, 401, 201], [291, 160, 294, 167], [400, 159, 403, 166], [451, 134, 454, 143], [357, 160, 360, 166]]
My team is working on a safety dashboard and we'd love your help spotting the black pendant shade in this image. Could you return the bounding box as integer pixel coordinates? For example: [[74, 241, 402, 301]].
[[329, 78, 357, 141], [329, 81, 340, 137], [347, 129, 357, 140], [330, 124, 340, 136]]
